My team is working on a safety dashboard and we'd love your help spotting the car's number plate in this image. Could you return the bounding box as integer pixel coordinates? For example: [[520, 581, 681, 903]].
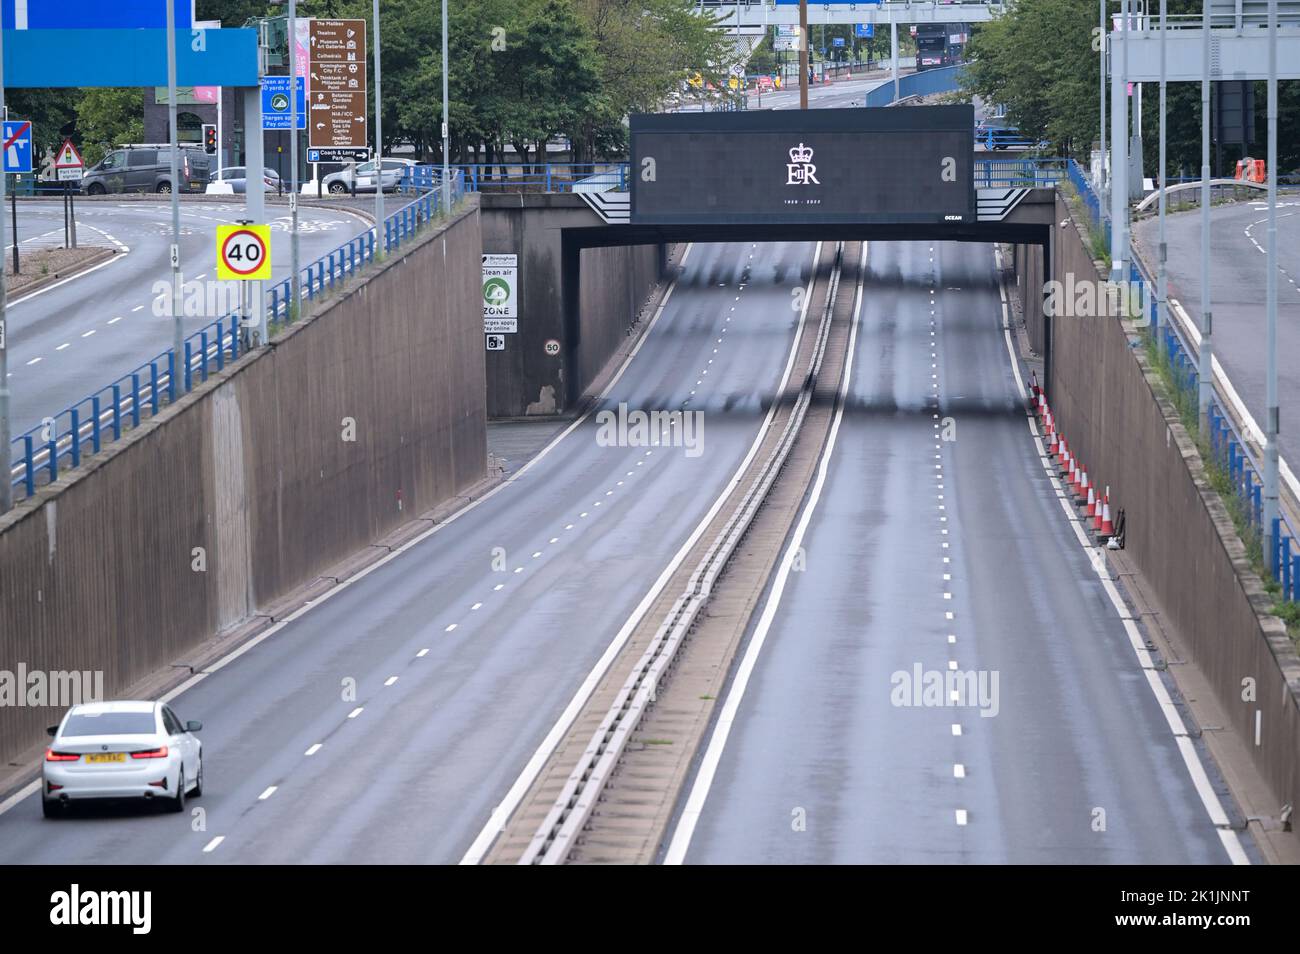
[[85, 753, 125, 763]]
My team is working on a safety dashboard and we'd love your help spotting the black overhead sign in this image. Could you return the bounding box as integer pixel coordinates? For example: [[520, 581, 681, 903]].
[[630, 105, 975, 225]]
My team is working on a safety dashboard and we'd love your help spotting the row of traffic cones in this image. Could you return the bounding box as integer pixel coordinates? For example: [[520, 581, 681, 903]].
[[1031, 371, 1116, 542]]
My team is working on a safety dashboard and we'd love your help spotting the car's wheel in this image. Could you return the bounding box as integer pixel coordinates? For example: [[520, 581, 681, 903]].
[[156, 181, 172, 194], [168, 769, 186, 813], [42, 798, 61, 819], [191, 753, 203, 797], [328, 181, 348, 194], [86, 182, 106, 196]]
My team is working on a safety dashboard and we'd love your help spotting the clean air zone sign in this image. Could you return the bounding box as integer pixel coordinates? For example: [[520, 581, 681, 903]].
[[483, 253, 517, 333]]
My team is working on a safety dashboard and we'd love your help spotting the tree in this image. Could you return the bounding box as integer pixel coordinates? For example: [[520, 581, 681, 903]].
[[75, 89, 145, 166]]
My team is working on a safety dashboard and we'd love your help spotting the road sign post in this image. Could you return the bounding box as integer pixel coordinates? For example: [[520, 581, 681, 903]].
[[219, 222, 272, 348], [0, 24, 10, 513]]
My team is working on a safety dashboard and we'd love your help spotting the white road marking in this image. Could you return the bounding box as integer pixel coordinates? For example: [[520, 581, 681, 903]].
[[955, 809, 968, 826], [469, 242, 826, 867], [953, 764, 966, 778], [108, 316, 123, 324], [203, 836, 225, 852], [55, 343, 70, 351], [305, 743, 322, 756], [663, 242, 865, 866], [384, 676, 398, 686], [347, 707, 363, 719], [131, 305, 144, 312], [417, 649, 429, 657], [258, 786, 277, 800], [951, 724, 962, 736], [992, 247, 1250, 866], [26, 357, 40, 365], [471, 602, 483, 610], [81, 329, 96, 338], [445, 623, 458, 631]]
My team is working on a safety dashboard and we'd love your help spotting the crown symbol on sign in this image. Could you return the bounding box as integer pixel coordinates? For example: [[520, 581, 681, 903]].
[[789, 143, 814, 164]]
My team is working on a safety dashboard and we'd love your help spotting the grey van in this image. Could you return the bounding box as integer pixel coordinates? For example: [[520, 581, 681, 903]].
[[81, 144, 213, 195]]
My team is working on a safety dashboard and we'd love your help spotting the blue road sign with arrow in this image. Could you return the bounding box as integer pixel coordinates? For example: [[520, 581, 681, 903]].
[[3, 120, 34, 174]]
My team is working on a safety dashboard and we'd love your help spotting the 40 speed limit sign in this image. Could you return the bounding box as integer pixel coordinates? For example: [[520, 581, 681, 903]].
[[216, 224, 272, 281]]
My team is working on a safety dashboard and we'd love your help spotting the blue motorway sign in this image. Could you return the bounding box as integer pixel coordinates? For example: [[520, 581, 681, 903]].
[[855, 23, 875, 39], [833, 37, 845, 48], [2, 120, 34, 174], [262, 76, 306, 130], [2, 0, 191, 29]]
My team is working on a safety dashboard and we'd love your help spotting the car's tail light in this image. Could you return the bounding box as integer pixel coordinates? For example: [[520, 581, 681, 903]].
[[45, 749, 79, 762], [265, 177, 274, 187], [130, 747, 168, 759]]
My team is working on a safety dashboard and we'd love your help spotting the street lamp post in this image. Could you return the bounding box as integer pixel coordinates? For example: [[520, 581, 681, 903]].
[[441, 0, 450, 215], [0, 23, 10, 513], [1156, 0, 1167, 336], [1197, 0, 1213, 434], [1263, 0, 1280, 568], [166, 0, 183, 400], [373, 0, 384, 232], [289, 0, 300, 320]]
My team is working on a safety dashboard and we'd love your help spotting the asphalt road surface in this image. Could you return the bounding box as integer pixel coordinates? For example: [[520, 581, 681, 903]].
[[669, 240, 1247, 864], [4, 199, 370, 436], [1133, 199, 1300, 469], [0, 239, 822, 863]]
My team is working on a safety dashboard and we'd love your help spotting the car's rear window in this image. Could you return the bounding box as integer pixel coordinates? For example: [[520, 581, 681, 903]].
[[62, 712, 156, 736]]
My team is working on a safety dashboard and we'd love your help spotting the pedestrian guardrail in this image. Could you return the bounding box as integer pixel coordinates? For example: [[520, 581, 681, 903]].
[[7, 173, 464, 503], [401, 163, 629, 195], [1065, 158, 1299, 601]]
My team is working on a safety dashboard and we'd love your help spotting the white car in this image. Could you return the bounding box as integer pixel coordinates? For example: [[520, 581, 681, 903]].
[[42, 700, 204, 818]]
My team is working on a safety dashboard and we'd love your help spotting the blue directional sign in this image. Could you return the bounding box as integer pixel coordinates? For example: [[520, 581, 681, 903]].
[[855, 23, 875, 39], [262, 76, 306, 130], [2, 0, 192, 30], [2, 120, 34, 174], [833, 37, 845, 48]]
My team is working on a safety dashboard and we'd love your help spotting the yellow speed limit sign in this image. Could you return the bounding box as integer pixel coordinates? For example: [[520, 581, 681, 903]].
[[216, 224, 272, 281]]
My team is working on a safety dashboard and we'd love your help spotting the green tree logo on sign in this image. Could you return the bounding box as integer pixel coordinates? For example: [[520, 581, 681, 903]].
[[483, 277, 511, 307]]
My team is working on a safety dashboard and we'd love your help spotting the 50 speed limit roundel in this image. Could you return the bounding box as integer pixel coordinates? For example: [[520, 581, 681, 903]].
[[216, 224, 272, 281]]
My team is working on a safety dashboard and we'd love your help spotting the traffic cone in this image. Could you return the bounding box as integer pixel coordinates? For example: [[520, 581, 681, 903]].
[[1075, 468, 1089, 504], [1057, 437, 1070, 471], [1097, 494, 1115, 538], [1093, 488, 1107, 531], [1071, 463, 1084, 499], [1046, 415, 1059, 456], [1065, 453, 1078, 488], [1085, 484, 1097, 518]]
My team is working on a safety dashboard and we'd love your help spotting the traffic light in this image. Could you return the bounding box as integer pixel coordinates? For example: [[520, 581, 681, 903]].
[[203, 124, 217, 155]]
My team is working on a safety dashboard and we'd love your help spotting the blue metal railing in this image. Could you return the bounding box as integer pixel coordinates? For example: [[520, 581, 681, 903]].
[[1066, 157, 1298, 600], [8, 172, 464, 503], [401, 163, 629, 195]]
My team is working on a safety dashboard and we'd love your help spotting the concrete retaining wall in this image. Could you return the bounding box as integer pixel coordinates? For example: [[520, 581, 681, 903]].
[[0, 202, 487, 766], [480, 194, 668, 417], [1013, 242, 1045, 356], [1045, 193, 1300, 815]]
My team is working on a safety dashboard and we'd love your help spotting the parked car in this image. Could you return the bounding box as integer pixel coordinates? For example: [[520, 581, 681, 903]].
[[80, 144, 213, 195], [207, 166, 283, 195], [321, 157, 416, 194], [42, 700, 204, 817]]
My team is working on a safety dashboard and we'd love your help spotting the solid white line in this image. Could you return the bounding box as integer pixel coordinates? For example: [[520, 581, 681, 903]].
[[993, 247, 1250, 866], [663, 242, 864, 866], [463, 241, 825, 867], [5, 246, 130, 309]]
